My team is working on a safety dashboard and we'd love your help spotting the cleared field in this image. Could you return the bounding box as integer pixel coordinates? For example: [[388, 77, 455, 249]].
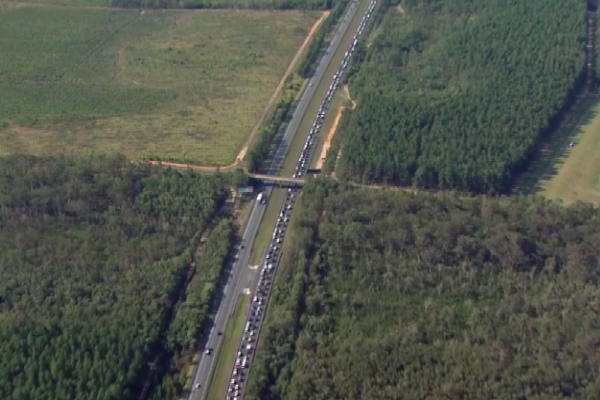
[[0, 6, 319, 164], [540, 98, 600, 205]]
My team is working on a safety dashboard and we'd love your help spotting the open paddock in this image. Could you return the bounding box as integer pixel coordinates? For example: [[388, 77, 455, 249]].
[[0, 5, 320, 164]]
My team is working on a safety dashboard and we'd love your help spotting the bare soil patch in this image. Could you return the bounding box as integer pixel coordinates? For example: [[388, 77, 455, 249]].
[[316, 105, 344, 169]]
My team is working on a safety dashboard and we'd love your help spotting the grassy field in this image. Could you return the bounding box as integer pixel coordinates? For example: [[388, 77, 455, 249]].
[[0, 5, 319, 164], [205, 294, 248, 400], [249, 187, 285, 265], [539, 97, 600, 205]]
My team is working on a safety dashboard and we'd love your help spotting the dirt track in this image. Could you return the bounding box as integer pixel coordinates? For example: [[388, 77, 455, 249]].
[[316, 85, 356, 170], [316, 105, 344, 169]]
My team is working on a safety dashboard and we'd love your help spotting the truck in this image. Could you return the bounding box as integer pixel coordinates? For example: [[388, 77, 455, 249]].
[[257, 192, 266, 204]]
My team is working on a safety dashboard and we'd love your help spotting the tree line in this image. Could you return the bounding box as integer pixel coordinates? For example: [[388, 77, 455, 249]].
[[148, 218, 235, 400], [246, 178, 600, 400], [247, 77, 301, 173], [336, 0, 587, 193], [0, 154, 230, 400], [108, 0, 340, 10]]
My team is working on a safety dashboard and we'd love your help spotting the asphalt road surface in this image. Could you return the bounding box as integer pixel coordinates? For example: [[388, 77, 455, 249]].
[[185, 2, 361, 399], [186, 199, 264, 400]]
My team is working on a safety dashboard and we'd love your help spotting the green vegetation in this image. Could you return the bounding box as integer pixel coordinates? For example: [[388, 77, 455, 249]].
[[297, 0, 350, 78], [0, 154, 229, 400], [321, 103, 348, 174], [245, 0, 354, 172], [0, 6, 318, 165], [511, 95, 597, 197], [539, 98, 600, 205], [249, 188, 285, 265], [247, 80, 300, 173], [247, 178, 600, 400], [338, 0, 587, 193], [151, 218, 235, 400], [205, 294, 249, 400], [310, 90, 349, 169], [6, 0, 347, 10]]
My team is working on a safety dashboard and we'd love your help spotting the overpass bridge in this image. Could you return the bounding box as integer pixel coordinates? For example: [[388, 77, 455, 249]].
[[248, 173, 306, 187]]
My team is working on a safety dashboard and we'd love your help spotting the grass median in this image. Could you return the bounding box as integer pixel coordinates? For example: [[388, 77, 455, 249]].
[[249, 188, 286, 266], [205, 294, 249, 400]]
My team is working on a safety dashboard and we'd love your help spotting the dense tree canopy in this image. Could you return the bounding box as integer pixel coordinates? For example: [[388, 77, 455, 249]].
[[109, 0, 340, 10], [0, 155, 228, 400], [337, 0, 587, 193], [247, 179, 600, 400]]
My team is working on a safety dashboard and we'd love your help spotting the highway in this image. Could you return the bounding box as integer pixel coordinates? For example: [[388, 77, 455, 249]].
[[265, 0, 361, 175], [224, 1, 378, 400], [185, 2, 363, 399], [188, 199, 264, 400]]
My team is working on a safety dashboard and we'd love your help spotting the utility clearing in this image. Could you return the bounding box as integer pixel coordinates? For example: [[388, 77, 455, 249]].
[[540, 98, 600, 205]]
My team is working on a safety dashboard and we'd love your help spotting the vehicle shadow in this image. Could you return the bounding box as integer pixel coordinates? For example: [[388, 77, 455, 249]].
[[511, 95, 599, 195]]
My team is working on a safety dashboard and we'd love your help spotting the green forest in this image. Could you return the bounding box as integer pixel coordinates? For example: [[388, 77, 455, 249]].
[[336, 0, 587, 193], [0, 155, 230, 400], [109, 0, 339, 10], [247, 179, 600, 400]]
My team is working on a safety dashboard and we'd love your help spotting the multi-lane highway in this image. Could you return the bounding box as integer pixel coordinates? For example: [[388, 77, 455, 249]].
[[222, 1, 378, 400], [266, 0, 362, 175], [187, 198, 265, 400], [185, 1, 373, 399]]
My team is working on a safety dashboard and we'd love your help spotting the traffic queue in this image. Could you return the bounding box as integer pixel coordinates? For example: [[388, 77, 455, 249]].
[[225, 2, 378, 399], [293, 0, 378, 179]]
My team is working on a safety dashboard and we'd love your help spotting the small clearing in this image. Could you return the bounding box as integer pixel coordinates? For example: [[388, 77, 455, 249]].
[[540, 98, 600, 205]]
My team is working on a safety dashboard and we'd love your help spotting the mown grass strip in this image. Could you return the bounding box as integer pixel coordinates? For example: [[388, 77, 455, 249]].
[[249, 187, 285, 266]]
